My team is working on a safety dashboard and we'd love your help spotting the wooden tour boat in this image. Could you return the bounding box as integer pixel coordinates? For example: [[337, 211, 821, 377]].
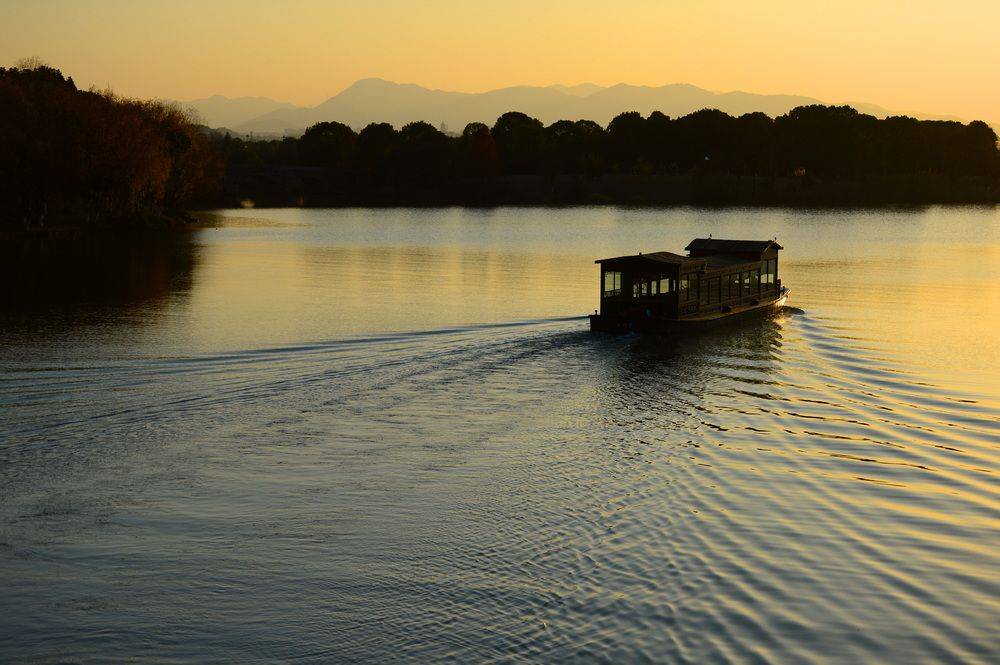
[[589, 238, 789, 333]]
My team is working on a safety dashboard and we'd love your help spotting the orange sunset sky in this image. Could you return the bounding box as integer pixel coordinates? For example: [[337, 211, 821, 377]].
[[2, 0, 998, 122]]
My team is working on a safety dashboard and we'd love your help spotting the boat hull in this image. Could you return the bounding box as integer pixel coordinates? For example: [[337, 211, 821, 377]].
[[589, 290, 788, 333]]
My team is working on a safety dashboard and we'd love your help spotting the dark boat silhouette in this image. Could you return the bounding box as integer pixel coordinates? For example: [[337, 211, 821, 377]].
[[590, 238, 788, 332]]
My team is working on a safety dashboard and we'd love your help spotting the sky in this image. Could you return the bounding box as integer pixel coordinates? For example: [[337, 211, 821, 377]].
[[2, 0, 998, 122]]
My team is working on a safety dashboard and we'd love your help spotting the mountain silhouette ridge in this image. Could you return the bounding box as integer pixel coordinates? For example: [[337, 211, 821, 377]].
[[177, 79, 972, 136]]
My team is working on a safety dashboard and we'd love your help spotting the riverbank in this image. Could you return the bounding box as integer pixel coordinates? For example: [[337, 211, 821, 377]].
[[216, 166, 1000, 207], [0, 211, 200, 238]]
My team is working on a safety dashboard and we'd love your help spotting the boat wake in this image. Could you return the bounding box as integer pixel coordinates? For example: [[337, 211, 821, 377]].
[[1, 312, 997, 663]]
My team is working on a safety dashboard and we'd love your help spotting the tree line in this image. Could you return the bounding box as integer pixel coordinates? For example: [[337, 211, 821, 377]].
[[222, 106, 1000, 184], [0, 61, 222, 230], [3, 60, 999, 232]]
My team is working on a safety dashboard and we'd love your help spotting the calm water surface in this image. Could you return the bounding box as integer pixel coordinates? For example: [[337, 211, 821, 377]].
[[2, 207, 998, 663]]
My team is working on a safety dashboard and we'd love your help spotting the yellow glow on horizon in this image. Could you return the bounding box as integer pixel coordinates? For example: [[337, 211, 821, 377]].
[[2, 0, 998, 123]]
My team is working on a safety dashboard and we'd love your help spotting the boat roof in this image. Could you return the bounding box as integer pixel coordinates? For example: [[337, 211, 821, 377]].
[[685, 238, 783, 253], [594, 251, 699, 265]]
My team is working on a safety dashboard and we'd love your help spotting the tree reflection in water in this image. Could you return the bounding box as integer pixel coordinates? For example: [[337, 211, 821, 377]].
[[1, 231, 201, 346]]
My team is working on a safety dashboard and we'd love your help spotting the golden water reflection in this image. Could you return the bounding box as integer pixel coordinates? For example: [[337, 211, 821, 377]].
[[1, 207, 998, 663]]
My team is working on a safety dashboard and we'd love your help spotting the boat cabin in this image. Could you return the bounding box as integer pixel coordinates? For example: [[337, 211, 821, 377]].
[[595, 238, 783, 322]]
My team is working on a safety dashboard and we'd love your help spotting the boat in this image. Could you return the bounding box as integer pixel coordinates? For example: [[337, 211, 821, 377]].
[[589, 238, 788, 333]]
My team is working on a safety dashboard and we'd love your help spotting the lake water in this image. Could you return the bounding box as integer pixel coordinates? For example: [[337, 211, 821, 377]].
[[2, 207, 998, 663]]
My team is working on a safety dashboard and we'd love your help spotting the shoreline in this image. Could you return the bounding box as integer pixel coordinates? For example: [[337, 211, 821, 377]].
[[0, 212, 199, 239], [201, 200, 1000, 212], [213, 169, 1000, 209], [6, 201, 1000, 237]]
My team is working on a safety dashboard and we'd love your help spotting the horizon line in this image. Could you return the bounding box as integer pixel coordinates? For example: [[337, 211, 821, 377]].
[[165, 77, 990, 128]]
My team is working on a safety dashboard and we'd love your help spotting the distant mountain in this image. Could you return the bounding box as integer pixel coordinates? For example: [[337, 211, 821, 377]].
[[204, 79, 987, 136], [575, 83, 825, 123], [172, 95, 298, 130], [231, 79, 826, 135], [549, 83, 605, 97]]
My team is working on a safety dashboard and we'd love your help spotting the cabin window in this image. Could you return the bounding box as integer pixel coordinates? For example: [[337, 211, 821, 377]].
[[658, 277, 675, 294], [731, 273, 742, 299], [709, 277, 721, 304], [682, 276, 698, 301], [762, 259, 777, 286], [742, 272, 752, 296], [603, 271, 622, 297], [750, 271, 760, 293], [633, 279, 650, 297]]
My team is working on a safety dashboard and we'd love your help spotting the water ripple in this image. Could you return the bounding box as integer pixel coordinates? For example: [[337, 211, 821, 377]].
[[1, 313, 998, 663]]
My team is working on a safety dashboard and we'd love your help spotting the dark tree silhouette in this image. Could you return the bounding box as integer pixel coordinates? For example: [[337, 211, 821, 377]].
[[607, 111, 648, 173], [644, 111, 674, 173], [544, 119, 606, 175], [230, 104, 994, 182], [459, 122, 498, 176], [0, 61, 222, 230], [216, 103, 999, 205], [492, 112, 545, 174], [397, 121, 453, 179], [355, 122, 398, 178], [6, 59, 997, 223], [299, 121, 357, 169], [775, 105, 879, 176], [672, 109, 739, 172]]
